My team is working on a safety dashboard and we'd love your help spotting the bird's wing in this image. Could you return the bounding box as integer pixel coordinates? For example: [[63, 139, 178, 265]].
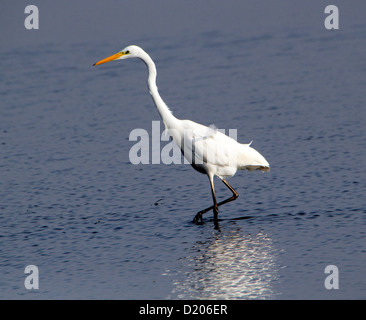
[[180, 120, 239, 168], [180, 120, 269, 172], [191, 124, 218, 142]]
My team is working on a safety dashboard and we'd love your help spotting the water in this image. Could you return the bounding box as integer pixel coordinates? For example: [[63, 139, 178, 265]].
[[1, 1, 366, 299]]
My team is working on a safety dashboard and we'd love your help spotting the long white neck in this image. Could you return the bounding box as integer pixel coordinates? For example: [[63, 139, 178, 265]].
[[139, 52, 178, 130]]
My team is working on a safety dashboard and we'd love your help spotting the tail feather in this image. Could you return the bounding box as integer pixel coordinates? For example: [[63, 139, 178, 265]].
[[238, 144, 270, 172]]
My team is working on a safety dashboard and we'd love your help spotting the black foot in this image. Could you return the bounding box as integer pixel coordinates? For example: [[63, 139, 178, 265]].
[[192, 212, 204, 224], [214, 220, 221, 232]]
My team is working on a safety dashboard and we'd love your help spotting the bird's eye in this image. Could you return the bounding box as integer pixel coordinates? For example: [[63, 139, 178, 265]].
[[125, 50, 130, 54]]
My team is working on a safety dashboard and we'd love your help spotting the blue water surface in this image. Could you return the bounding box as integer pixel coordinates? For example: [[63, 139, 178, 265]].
[[1, 1, 366, 299]]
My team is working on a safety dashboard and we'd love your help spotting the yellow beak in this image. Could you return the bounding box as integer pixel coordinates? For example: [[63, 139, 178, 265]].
[[93, 52, 124, 66]]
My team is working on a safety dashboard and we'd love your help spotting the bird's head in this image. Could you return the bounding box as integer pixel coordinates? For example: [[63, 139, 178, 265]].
[[93, 45, 144, 66]]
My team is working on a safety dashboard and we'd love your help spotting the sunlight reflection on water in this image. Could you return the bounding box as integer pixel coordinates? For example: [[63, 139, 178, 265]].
[[165, 229, 281, 299]]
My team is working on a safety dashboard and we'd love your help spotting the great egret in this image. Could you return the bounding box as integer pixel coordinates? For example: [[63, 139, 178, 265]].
[[93, 45, 269, 228]]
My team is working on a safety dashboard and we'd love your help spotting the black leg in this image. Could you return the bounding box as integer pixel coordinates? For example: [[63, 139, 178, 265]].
[[193, 177, 217, 224], [193, 178, 239, 225], [221, 179, 239, 199]]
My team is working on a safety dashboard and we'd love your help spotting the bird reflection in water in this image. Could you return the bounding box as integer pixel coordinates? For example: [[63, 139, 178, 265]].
[[166, 229, 280, 299]]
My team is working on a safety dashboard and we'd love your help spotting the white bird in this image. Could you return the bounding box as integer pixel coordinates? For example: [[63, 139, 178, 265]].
[[93, 45, 269, 228]]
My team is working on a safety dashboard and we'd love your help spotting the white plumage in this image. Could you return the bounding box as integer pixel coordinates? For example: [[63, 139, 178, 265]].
[[94, 45, 269, 228]]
